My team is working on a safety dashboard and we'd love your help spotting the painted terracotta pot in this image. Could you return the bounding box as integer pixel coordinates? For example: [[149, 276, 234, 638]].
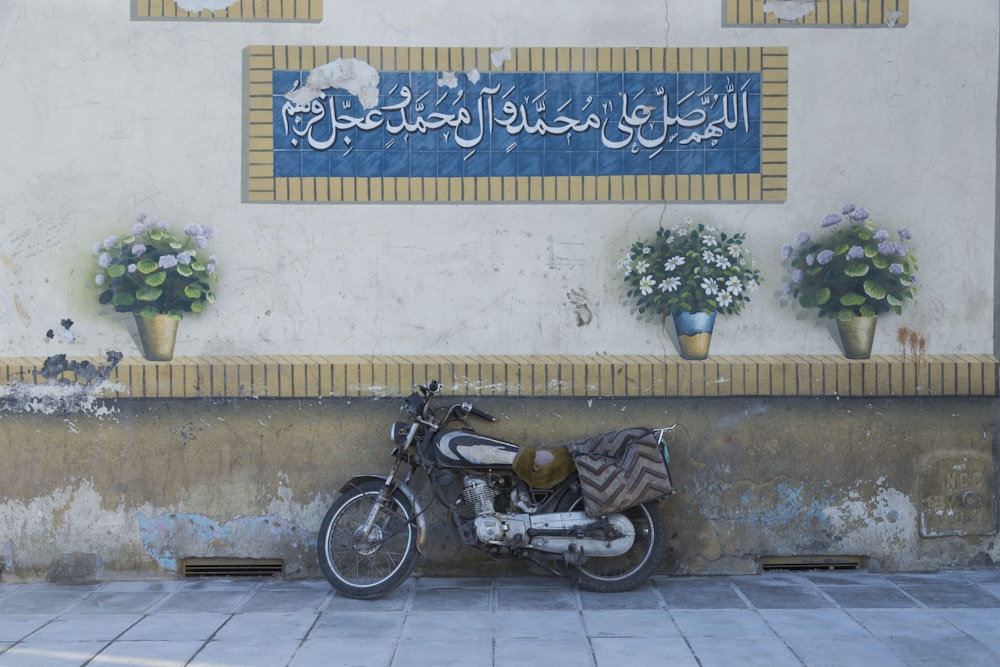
[[671, 311, 716, 361], [134, 314, 179, 361], [836, 315, 877, 360]]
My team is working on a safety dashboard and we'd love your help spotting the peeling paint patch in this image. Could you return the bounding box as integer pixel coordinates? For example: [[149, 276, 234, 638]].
[[173, 0, 237, 12], [284, 58, 380, 110], [491, 47, 512, 68], [762, 0, 816, 21], [137, 511, 315, 575], [824, 486, 918, 557], [0, 380, 123, 416]]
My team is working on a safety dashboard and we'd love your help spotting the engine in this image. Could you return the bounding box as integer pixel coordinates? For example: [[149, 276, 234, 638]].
[[459, 475, 635, 557]]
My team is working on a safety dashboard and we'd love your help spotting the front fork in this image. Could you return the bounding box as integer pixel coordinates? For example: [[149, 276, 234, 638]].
[[342, 458, 428, 554]]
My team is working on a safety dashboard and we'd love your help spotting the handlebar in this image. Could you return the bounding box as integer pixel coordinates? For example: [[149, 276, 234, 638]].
[[466, 403, 496, 423]]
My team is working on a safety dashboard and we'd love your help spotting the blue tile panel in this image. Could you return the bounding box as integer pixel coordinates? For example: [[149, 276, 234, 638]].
[[272, 70, 761, 180]]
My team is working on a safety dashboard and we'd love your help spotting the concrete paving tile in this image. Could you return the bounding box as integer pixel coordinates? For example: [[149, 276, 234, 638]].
[[592, 636, 699, 667], [309, 611, 404, 640], [97, 581, 183, 593], [733, 577, 834, 609], [582, 609, 680, 637], [879, 635, 1000, 667], [401, 610, 492, 639], [154, 590, 252, 614], [89, 640, 204, 666], [849, 608, 966, 639], [959, 570, 1000, 584], [939, 608, 1000, 651], [494, 636, 595, 667], [0, 642, 108, 666], [117, 612, 230, 641], [391, 636, 493, 667], [782, 635, 909, 667], [670, 609, 776, 638], [414, 577, 492, 589], [24, 614, 141, 642], [579, 583, 662, 610], [0, 616, 52, 642], [410, 586, 491, 611], [804, 571, 894, 586], [813, 584, 918, 608], [239, 588, 330, 613], [657, 576, 749, 609], [897, 583, 1000, 608], [686, 636, 802, 667], [494, 610, 586, 640], [495, 586, 579, 610], [324, 585, 410, 612], [758, 608, 871, 638], [212, 612, 318, 642], [0, 590, 92, 615], [291, 638, 395, 667], [187, 639, 301, 667], [66, 592, 167, 614]]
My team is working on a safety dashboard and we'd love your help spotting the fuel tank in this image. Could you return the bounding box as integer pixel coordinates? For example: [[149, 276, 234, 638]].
[[430, 428, 520, 468]]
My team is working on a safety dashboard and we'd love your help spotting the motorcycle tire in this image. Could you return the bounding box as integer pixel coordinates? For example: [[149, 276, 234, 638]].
[[559, 495, 666, 593], [316, 480, 420, 599]]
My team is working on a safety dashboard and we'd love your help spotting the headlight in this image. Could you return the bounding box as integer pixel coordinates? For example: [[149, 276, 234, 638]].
[[389, 421, 408, 444]]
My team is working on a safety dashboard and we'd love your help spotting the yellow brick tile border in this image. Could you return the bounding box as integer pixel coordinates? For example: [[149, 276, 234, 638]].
[[723, 0, 908, 27], [133, 0, 322, 21], [1, 355, 995, 400]]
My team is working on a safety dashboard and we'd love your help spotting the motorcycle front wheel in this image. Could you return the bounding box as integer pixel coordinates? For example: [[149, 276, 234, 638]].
[[316, 480, 420, 599], [559, 495, 666, 593]]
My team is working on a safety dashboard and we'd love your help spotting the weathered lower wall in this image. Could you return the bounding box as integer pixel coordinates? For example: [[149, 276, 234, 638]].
[[0, 393, 997, 582]]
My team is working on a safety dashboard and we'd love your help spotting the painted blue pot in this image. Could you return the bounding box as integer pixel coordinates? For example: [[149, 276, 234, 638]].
[[671, 311, 717, 360]]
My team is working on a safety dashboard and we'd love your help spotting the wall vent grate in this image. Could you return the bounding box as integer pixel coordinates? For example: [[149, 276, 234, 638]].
[[180, 558, 284, 578], [759, 555, 863, 572]]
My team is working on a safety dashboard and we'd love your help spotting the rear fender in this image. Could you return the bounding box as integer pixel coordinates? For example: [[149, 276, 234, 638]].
[[339, 475, 427, 554]]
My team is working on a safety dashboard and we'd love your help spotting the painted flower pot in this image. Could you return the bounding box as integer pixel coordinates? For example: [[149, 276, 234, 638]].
[[134, 314, 179, 361], [836, 315, 877, 359], [671, 311, 716, 360]]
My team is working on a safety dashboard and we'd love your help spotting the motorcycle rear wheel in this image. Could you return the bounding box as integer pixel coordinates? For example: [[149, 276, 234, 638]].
[[317, 480, 420, 599], [560, 496, 665, 593]]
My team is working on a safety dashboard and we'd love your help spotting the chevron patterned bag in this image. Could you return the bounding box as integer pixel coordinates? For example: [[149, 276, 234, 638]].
[[566, 427, 674, 517]]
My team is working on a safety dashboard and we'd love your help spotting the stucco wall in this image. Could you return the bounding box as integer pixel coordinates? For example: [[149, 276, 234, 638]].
[[0, 1, 997, 358], [0, 393, 995, 582]]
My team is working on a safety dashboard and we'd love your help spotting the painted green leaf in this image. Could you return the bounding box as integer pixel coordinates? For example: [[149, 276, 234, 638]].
[[111, 293, 135, 307], [843, 263, 869, 277], [136, 285, 163, 301], [184, 284, 203, 299], [815, 287, 832, 305], [138, 306, 160, 319], [136, 259, 159, 274], [106, 264, 126, 278], [145, 271, 167, 287], [840, 293, 866, 306], [176, 264, 193, 277], [864, 280, 887, 299]]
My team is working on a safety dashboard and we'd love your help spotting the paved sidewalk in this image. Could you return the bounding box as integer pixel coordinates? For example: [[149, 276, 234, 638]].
[[0, 570, 999, 666]]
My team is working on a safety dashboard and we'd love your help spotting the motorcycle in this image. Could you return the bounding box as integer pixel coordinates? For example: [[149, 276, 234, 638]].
[[316, 380, 676, 599]]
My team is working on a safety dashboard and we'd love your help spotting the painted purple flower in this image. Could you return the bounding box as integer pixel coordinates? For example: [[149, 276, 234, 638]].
[[850, 207, 870, 222], [184, 223, 203, 237], [202, 225, 215, 240], [131, 222, 147, 235], [102, 235, 118, 250], [135, 211, 148, 222], [873, 229, 889, 242], [805, 253, 815, 266], [97, 252, 112, 269], [795, 231, 811, 247], [159, 255, 179, 269], [889, 263, 904, 275], [194, 235, 208, 249], [841, 203, 856, 214], [781, 244, 794, 259], [817, 249, 834, 265], [821, 213, 842, 228], [94, 274, 105, 286], [791, 268, 803, 284], [131, 243, 147, 256], [897, 228, 912, 240], [177, 252, 192, 265], [895, 242, 908, 256], [877, 241, 895, 256], [783, 282, 794, 295], [846, 245, 865, 260], [127, 263, 137, 273]]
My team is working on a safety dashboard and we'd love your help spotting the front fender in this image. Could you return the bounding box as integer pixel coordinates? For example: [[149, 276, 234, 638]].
[[339, 475, 428, 554]]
